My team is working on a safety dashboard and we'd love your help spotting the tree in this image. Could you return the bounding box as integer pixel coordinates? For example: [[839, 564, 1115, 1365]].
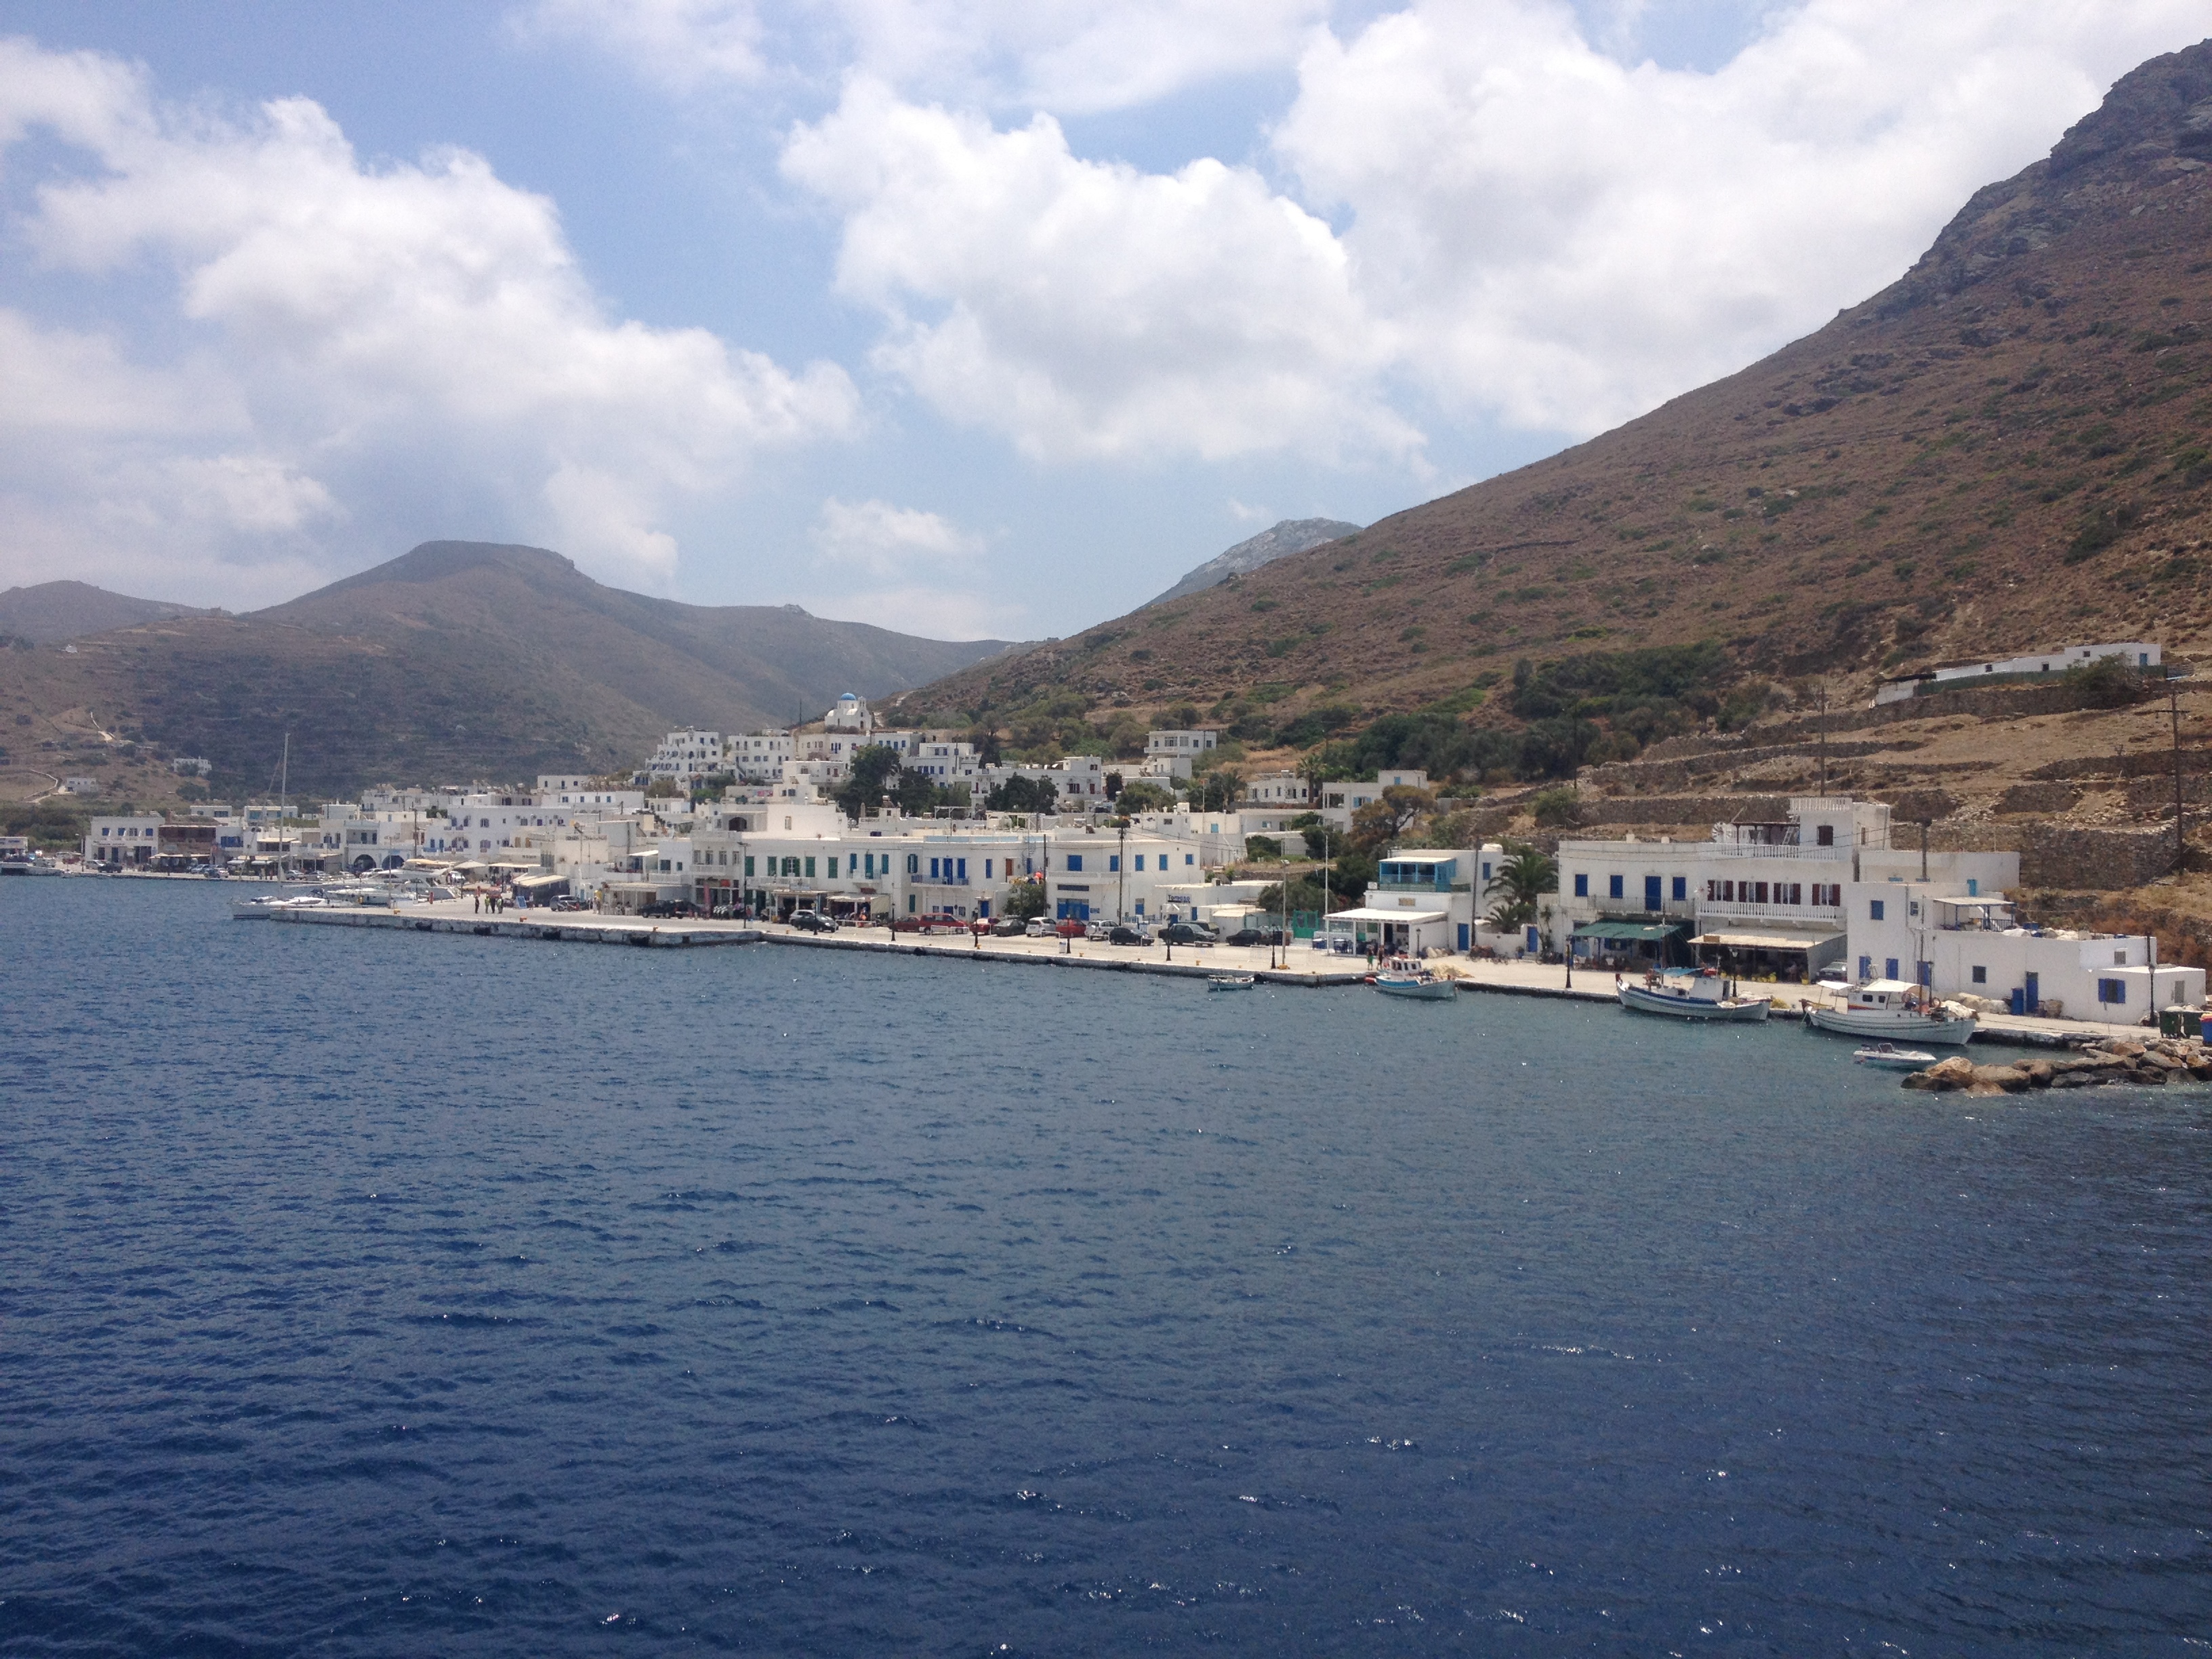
[[985, 775, 1060, 814], [1113, 779, 1176, 814], [1486, 842, 1558, 930], [1187, 766, 1243, 814], [1002, 876, 1048, 920], [1244, 835, 1283, 861], [834, 744, 904, 819], [1349, 783, 1433, 849]]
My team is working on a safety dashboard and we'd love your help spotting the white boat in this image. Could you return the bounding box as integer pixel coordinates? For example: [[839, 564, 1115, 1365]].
[[2, 854, 66, 875], [1374, 956, 1457, 1001], [1616, 968, 1771, 1022], [1207, 972, 1257, 991], [231, 892, 330, 921], [1853, 1042, 1938, 1069], [1807, 979, 1978, 1045]]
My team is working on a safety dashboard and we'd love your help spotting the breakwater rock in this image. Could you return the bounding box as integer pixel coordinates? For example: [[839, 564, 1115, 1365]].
[[1902, 1038, 2212, 1094]]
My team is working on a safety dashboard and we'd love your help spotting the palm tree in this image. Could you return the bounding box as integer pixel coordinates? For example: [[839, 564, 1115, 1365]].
[[1485, 842, 1557, 930]]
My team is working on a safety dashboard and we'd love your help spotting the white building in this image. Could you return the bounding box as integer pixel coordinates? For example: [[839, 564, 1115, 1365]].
[[1144, 728, 1219, 779], [1845, 886, 2202, 1017], [644, 728, 725, 787], [1244, 771, 1310, 806], [823, 693, 875, 733], [1874, 640, 2163, 705], [727, 732, 795, 783], [1553, 797, 2019, 979], [1319, 845, 1502, 957], [84, 815, 165, 867]]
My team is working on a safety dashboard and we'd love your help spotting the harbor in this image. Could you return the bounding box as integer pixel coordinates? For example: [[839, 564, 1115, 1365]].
[[255, 892, 2170, 1046]]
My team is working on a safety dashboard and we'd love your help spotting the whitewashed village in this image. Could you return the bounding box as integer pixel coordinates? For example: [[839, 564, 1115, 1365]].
[[35, 640, 2212, 1074]]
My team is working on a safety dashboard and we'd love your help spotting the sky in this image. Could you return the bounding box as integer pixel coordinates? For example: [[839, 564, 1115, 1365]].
[[0, 3, 2205, 640]]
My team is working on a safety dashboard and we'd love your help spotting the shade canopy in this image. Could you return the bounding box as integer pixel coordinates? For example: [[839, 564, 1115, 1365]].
[[1572, 920, 1689, 942], [1694, 928, 1844, 951], [1324, 907, 1447, 923]]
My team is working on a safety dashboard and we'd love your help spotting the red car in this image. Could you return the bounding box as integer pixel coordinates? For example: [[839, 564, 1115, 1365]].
[[894, 912, 968, 933], [1054, 919, 1087, 939]]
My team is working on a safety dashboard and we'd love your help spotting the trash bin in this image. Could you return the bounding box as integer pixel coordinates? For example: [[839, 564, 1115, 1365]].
[[2157, 1006, 2202, 1039], [2008, 987, 2026, 1017]]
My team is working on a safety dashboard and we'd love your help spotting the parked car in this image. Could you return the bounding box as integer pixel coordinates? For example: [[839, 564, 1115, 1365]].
[[1224, 927, 1286, 947], [1815, 962, 1851, 986], [1024, 918, 1051, 937], [790, 909, 839, 933], [1055, 919, 1088, 939], [1159, 922, 1218, 945], [991, 917, 1028, 936], [1107, 924, 1149, 946]]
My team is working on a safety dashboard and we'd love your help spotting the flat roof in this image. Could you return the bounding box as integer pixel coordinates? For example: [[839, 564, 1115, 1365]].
[[1326, 907, 1448, 923], [1574, 920, 1689, 941]]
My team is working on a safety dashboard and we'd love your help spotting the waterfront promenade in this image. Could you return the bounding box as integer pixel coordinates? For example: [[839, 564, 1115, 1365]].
[[262, 898, 2158, 1044]]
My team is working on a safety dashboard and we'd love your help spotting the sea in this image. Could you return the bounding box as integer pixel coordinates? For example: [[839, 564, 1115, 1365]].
[[3, 876, 2207, 1656]]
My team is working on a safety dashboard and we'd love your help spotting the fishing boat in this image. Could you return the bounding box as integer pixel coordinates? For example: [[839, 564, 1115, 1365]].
[[1616, 967, 1771, 1022], [1807, 979, 1977, 1045], [1374, 955, 1457, 1001], [1852, 1042, 1939, 1069], [1206, 972, 1257, 991]]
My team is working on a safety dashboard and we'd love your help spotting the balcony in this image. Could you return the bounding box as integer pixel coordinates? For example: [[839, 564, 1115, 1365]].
[[1698, 900, 1844, 924], [1699, 840, 1854, 861]]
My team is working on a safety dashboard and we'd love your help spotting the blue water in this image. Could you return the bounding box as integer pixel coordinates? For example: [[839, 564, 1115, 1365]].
[[3, 878, 2207, 1656]]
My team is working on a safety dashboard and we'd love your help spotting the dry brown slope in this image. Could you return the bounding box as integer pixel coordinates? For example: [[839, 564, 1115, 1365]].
[[0, 541, 1017, 794], [916, 40, 2212, 731]]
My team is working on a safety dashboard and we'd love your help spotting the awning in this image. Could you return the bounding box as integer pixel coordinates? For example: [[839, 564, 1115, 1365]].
[[1694, 928, 1845, 951], [1572, 920, 1689, 942], [1324, 907, 1448, 923], [512, 873, 568, 892]]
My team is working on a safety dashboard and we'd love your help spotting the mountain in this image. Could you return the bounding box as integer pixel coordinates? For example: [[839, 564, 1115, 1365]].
[[908, 40, 2212, 750], [0, 541, 1015, 794], [0, 581, 218, 643], [1147, 518, 1364, 607]]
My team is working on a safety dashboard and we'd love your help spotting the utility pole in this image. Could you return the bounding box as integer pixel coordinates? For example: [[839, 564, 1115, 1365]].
[[1919, 817, 1930, 883], [1816, 680, 1830, 797], [1117, 819, 1128, 923], [2171, 672, 2186, 877]]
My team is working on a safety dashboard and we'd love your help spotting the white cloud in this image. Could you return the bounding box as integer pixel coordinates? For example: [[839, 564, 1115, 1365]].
[[512, 0, 1328, 112], [798, 495, 1012, 636], [1274, 0, 2212, 433], [774, 2, 2210, 466], [0, 35, 857, 602], [783, 79, 1418, 466], [811, 495, 983, 575], [510, 0, 767, 92]]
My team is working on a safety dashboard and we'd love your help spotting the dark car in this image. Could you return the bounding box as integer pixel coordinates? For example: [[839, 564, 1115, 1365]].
[[790, 909, 839, 933], [991, 916, 1028, 936], [1159, 922, 1218, 945], [1107, 924, 1149, 946], [1224, 927, 1286, 947]]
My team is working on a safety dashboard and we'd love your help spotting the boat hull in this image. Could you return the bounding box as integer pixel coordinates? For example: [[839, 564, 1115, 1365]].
[[1375, 978, 1456, 1000], [1808, 1006, 1976, 1045], [1616, 984, 1770, 1021]]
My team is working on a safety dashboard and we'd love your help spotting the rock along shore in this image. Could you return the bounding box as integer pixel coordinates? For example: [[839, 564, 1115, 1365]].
[[1900, 1037, 2212, 1094]]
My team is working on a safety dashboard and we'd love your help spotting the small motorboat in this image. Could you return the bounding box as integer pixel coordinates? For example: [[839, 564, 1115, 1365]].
[[1207, 972, 1257, 991], [1374, 955, 1457, 1001], [1853, 1042, 1938, 1069], [231, 892, 329, 920], [1616, 968, 1771, 1022], [1808, 979, 1977, 1045]]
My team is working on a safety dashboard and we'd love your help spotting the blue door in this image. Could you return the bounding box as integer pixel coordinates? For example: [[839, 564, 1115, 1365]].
[[1644, 875, 1662, 910], [1457, 923, 1469, 951], [2025, 971, 2039, 1012]]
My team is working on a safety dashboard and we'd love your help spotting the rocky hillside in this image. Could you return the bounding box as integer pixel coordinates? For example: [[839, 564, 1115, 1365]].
[[1146, 518, 1363, 607], [912, 41, 2212, 754]]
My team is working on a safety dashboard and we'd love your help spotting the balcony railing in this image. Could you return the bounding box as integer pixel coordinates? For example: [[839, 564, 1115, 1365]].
[[1700, 841, 1856, 860], [1698, 900, 1844, 923]]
